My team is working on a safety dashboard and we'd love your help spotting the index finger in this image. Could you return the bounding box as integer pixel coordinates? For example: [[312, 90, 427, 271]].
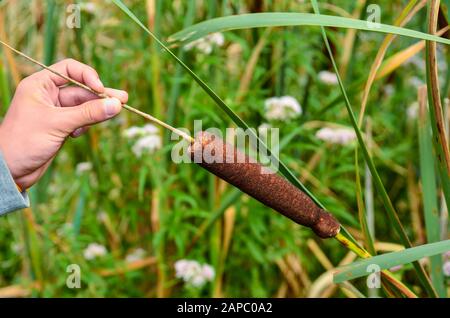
[[36, 58, 105, 93]]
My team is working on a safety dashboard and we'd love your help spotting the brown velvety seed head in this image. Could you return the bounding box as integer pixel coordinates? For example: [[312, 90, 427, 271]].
[[189, 131, 341, 238]]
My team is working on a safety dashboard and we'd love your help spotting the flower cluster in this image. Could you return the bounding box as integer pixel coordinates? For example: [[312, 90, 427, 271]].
[[174, 259, 215, 288], [318, 70, 338, 85], [83, 243, 107, 260], [183, 33, 225, 55], [444, 251, 450, 277], [76, 162, 93, 175], [123, 124, 162, 158], [316, 127, 356, 145], [79, 2, 97, 14], [264, 96, 302, 121], [443, 261, 450, 277]]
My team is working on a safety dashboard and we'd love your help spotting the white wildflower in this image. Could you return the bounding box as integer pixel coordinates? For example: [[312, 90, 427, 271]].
[[124, 124, 162, 157], [76, 162, 93, 175], [201, 264, 215, 281], [132, 135, 162, 158], [97, 211, 108, 222], [123, 126, 144, 138], [142, 124, 159, 135], [125, 248, 146, 263], [443, 261, 450, 277], [79, 3, 97, 14], [190, 275, 207, 287], [389, 265, 403, 272], [209, 32, 225, 47], [184, 32, 225, 55], [174, 259, 215, 288], [407, 102, 419, 120], [264, 96, 302, 121], [316, 127, 356, 145], [83, 243, 107, 260], [318, 70, 338, 85]]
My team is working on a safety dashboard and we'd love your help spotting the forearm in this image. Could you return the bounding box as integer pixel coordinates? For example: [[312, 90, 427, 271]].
[[0, 150, 29, 216]]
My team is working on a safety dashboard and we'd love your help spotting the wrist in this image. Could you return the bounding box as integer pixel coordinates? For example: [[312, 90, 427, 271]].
[[0, 128, 19, 182]]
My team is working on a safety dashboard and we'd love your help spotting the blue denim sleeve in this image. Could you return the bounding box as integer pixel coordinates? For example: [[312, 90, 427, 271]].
[[0, 151, 29, 216]]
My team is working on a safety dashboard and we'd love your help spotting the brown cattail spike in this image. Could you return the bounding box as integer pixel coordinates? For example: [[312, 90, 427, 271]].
[[189, 131, 341, 238]]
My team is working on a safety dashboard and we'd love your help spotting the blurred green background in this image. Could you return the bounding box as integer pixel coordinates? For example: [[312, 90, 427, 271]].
[[0, 0, 448, 297]]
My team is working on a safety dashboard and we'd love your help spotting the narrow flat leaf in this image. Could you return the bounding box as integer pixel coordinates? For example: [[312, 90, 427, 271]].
[[169, 13, 450, 46], [334, 240, 450, 283], [418, 89, 446, 297]]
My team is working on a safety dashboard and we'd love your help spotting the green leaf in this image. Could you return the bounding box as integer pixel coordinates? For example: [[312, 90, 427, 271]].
[[138, 166, 148, 202], [333, 240, 450, 283], [168, 13, 450, 46], [355, 150, 376, 256], [418, 98, 446, 297]]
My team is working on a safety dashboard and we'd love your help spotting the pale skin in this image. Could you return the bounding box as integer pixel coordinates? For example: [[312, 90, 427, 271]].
[[0, 59, 128, 190]]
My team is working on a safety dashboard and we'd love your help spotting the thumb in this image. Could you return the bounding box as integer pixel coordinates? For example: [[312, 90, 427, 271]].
[[61, 98, 122, 131]]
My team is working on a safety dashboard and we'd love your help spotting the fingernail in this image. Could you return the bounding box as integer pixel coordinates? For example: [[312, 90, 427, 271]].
[[104, 98, 121, 118], [118, 90, 128, 102], [73, 128, 84, 137], [95, 77, 104, 90]]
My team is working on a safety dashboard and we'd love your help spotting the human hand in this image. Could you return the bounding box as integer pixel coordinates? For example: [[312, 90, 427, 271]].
[[0, 59, 128, 190]]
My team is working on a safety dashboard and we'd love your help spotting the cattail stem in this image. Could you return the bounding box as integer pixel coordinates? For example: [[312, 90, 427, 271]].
[[0, 39, 193, 143]]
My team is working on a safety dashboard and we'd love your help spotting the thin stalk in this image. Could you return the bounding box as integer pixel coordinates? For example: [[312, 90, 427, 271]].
[[0, 39, 193, 143], [418, 86, 446, 297], [339, 0, 366, 78], [164, 0, 196, 147], [426, 0, 450, 216], [43, 0, 57, 65], [355, 150, 376, 256], [358, 0, 425, 126], [0, 54, 10, 111], [32, 0, 59, 208], [147, 0, 163, 119]]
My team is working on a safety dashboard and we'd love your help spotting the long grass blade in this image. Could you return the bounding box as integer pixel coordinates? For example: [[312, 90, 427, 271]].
[[359, 0, 425, 126], [168, 13, 450, 46], [355, 150, 376, 256], [418, 86, 446, 297], [426, 0, 450, 228], [165, 0, 196, 147], [334, 240, 450, 283]]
